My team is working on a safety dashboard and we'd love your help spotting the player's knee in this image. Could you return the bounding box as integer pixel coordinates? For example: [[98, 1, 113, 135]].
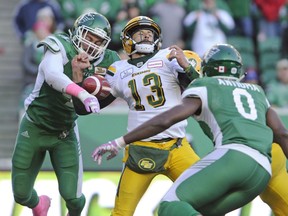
[[14, 195, 29, 206], [65, 194, 86, 213], [58, 172, 80, 199]]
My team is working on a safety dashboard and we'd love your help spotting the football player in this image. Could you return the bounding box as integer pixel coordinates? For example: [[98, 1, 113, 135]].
[[260, 143, 288, 216], [90, 16, 202, 216], [11, 12, 120, 216], [92, 44, 288, 216]]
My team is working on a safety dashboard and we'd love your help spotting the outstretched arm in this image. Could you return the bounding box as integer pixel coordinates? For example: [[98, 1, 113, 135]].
[[266, 107, 288, 158], [92, 97, 202, 164], [123, 97, 201, 143], [40, 51, 100, 113]]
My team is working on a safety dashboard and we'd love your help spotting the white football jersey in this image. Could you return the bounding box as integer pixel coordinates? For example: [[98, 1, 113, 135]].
[[106, 48, 188, 141]]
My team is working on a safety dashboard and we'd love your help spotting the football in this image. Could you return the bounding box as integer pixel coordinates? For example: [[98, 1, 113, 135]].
[[82, 74, 111, 100]]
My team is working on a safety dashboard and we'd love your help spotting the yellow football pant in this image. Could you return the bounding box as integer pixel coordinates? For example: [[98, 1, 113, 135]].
[[260, 143, 288, 216], [111, 138, 200, 216]]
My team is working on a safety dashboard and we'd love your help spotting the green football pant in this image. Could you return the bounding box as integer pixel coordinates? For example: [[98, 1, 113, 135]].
[[12, 115, 85, 215], [158, 148, 271, 216]]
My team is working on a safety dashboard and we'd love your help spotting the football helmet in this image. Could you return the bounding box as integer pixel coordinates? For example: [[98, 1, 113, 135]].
[[70, 12, 111, 61], [202, 44, 244, 80], [183, 50, 202, 74], [121, 16, 162, 56]]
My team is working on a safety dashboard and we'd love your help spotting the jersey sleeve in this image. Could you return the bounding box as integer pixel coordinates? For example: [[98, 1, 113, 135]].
[[106, 63, 119, 97], [39, 50, 73, 93], [164, 49, 200, 82], [170, 58, 185, 73], [182, 78, 207, 98]]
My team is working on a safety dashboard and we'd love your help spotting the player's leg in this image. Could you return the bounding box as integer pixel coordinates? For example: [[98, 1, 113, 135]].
[[166, 137, 200, 180], [12, 116, 48, 208], [111, 165, 156, 216], [260, 143, 288, 216], [158, 149, 270, 216], [50, 125, 85, 216]]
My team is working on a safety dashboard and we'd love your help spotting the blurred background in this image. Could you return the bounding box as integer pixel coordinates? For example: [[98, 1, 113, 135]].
[[1, 0, 288, 215]]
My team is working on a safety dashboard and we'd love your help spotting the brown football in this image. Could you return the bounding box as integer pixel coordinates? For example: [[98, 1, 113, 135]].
[[82, 75, 111, 100]]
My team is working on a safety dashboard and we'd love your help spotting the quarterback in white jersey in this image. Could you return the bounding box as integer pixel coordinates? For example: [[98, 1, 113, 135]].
[[106, 47, 189, 140], [92, 16, 201, 216]]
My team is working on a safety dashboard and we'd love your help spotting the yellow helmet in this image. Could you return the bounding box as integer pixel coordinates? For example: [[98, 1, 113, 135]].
[[120, 16, 162, 56], [183, 50, 202, 74]]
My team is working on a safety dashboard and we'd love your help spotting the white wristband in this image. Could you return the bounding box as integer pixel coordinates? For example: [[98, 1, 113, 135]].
[[77, 90, 91, 102], [115, 136, 126, 148]]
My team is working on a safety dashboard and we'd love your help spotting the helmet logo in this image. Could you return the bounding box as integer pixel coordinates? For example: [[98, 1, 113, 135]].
[[231, 67, 237, 74], [80, 14, 95, 25], [205, 47, 220, 63], [189, 58, 197, 68]]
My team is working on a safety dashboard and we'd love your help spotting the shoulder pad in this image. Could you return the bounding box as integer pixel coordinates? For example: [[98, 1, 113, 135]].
[[37, 36, 60, 53]]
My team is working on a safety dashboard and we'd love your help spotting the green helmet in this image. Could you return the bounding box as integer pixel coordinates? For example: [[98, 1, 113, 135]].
[[202, 44, 244, 80], [70, 12, 111, 61]]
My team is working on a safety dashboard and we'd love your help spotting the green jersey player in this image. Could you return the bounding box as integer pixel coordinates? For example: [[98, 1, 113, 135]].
[[92, 44, 288, 216], [11, 12, 120, 216]]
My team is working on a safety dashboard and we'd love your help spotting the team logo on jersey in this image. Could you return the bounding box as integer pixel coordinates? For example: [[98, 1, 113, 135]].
[[120, 68, 133, 79], [21, 131, 30, 138], [83, 65, 95, 77], [138, 158, 156, 171], [147, 60, 163, 69], [136, 62, 143, 68], [94, 67, 107, 76]]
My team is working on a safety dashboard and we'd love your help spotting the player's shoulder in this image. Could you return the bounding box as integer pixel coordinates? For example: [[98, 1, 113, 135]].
[[104, 49, 121, 61], [189, 77, 216, 87], [155, 48, 171, 60], [107, 58, 129, 77], [37, 32, 72, 54]]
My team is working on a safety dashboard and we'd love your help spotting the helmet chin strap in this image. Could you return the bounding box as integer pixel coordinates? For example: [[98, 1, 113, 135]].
[[135, 43, 154, 54], [132, 38, 160, 55]]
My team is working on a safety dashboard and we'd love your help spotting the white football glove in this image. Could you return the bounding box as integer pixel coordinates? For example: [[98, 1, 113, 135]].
[[78, 90, 100, 113], [92, 137, 126, 165]]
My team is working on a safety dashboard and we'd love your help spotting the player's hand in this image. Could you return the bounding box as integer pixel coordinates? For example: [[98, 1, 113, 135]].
[[72, 53, 90, 83], [78, 91, 100, 113], [83, 96, 100, 113], [92, 140, 122, 165], [168, 45, 190, 69]]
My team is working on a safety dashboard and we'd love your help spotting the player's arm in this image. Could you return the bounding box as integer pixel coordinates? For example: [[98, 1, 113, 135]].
[[92, 97, 202, 164], [178, 73, 193, 91], [266, 107, 288, 158], [124, 97, 201, 143], [168, 46, 202, 89], [40, 50, 100, 113]]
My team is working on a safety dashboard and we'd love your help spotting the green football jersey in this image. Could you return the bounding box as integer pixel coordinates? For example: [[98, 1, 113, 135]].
[[25, 33, 120, 132], [182, 77, 273, 158]]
